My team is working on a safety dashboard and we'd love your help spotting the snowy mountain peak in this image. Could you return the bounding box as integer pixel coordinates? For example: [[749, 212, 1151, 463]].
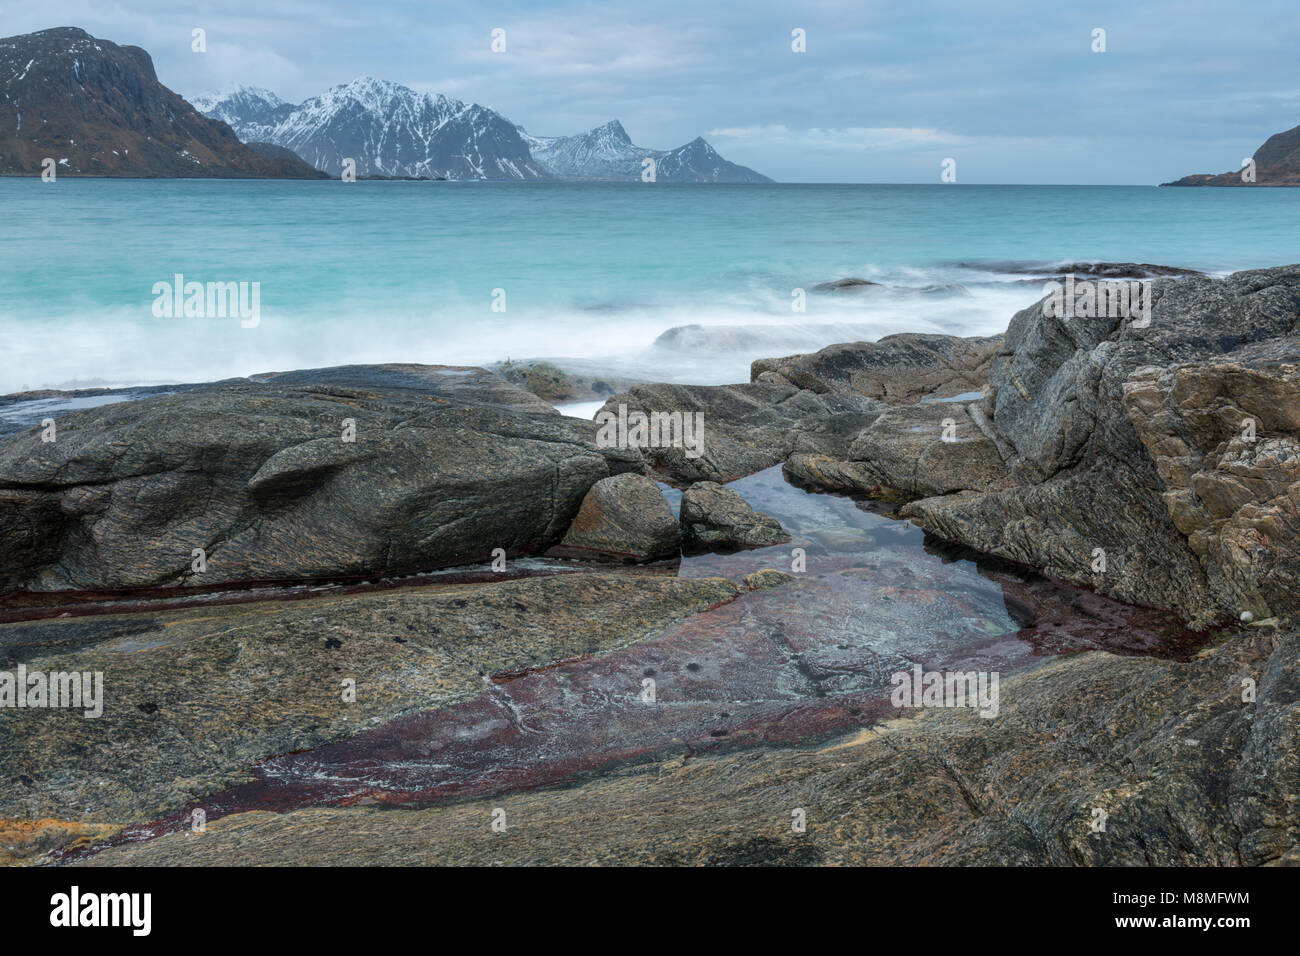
[[677, 136, 720, 158], [192, 85, 297, 141], [192, 85, 284, 110], [191, 85, 287, 120], [593, 119, 631, 144], [317, 76, 438, 113], [653, 135, 766, 182], [524, 119, 650, 179]]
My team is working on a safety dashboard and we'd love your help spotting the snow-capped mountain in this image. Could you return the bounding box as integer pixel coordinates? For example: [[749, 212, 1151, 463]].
[[522, 119, 647, 179], [201, 82, 772, 182], [201, 77, 547, 180], [653, 136, 771, 183], [190, 86, 294, 142], [523, 119, 771, 182]]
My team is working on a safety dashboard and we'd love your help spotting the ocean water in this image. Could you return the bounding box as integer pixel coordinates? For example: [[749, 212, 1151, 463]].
[[3, 179, 1300, 394]]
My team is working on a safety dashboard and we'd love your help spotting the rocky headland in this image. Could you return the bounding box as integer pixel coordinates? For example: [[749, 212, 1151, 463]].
[[1163, 123, 1300, 187], [0, 28, 326, 179]]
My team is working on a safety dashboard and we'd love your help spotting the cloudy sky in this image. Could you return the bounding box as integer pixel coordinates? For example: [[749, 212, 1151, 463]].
[[5, 0, 1298, 183]]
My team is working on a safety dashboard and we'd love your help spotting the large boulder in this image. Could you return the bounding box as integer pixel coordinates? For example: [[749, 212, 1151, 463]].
[[903, 266, 1300, 626], [549, 473, 681, 562], [0, 365, 642, 591], [679, 481, 788, 551], [751, 332, 1002, 404]]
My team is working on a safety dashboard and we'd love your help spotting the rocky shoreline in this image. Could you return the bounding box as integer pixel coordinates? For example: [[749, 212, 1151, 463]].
[[2, 265, 1298, 866]]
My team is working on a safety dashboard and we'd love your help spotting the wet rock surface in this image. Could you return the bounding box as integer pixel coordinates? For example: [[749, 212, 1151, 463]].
[[485, 358, 642, 404], [810, 277, 881, 292], [652, 322, 881, 354], [785, 403, 1008, 498], [957, 260, 1205, 280], [668, 266, 1300, 627], [679, 481, 788, 551], [7, 465, 1235, 866]]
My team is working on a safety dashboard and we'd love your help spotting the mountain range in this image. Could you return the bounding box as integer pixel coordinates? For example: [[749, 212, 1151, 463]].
[[0, 27, 324, 178], [1162, 123, 1300, 186], [197, 80, 772, 182], [0, 26, 768, 182], [194, 79, 547, 180]]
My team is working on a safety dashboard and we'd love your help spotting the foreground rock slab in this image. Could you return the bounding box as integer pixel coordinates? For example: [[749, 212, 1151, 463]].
[[74, 627, 1299, 866], [0, 571, 742, 850]]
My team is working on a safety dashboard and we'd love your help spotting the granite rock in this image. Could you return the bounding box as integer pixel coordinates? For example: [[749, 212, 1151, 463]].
[[679, 481, 788, 551]]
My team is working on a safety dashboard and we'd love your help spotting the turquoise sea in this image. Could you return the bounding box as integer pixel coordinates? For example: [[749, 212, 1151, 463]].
[[3, 179, 1300, 394]]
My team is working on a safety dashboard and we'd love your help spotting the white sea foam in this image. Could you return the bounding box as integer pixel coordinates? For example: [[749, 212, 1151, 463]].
[[0, 283, 1036, 395]]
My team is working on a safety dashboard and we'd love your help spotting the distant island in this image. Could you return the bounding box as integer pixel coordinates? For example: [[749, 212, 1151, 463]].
[[1162, 123, 1300, 186]]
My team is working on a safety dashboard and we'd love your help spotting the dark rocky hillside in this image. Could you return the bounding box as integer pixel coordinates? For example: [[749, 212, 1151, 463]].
[[0, 27, 325, 178]]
